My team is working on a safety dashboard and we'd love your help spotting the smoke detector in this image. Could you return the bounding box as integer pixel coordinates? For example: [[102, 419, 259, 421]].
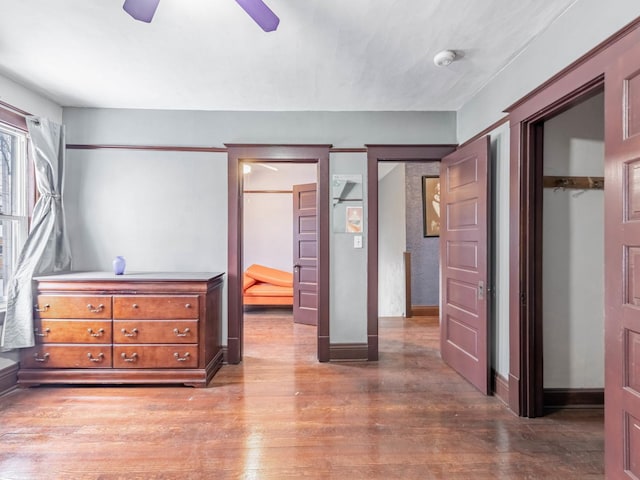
[[433, 50, 457, 67]]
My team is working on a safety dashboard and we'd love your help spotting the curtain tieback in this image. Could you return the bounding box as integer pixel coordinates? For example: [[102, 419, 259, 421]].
[[44, 194, 62, 200]]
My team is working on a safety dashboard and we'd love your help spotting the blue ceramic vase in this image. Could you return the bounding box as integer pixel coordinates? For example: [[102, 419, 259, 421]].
[[113, 256, 126, 275]]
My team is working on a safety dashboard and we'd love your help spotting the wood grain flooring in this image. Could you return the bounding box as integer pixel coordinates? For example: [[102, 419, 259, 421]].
[[0, 314, 603, 479]]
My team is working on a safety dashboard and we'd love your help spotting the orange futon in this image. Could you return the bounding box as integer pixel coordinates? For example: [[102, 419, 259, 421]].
[[243, 264, 293, 306]]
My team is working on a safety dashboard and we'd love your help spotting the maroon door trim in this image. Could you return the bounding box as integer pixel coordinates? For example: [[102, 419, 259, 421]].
[[366, 145, 457, 361], [505, 19, 640, 417], [226, 144, 331, 364]]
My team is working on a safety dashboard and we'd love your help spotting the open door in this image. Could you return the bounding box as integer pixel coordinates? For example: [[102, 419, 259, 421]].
[[604, 42, 640, 477], [440, 136, 491, 394], [293, 183, 318, 326]]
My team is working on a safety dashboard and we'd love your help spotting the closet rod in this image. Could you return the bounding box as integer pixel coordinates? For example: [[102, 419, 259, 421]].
[[542, 176, 604, 190]]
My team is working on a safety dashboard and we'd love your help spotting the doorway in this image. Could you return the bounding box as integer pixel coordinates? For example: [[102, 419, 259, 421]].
[[539, 92, 605, 411], [377, 161, 440, 320], [242, 163, 318, 334], [227, 145, 331, 364], [366, 145, 456, 361]]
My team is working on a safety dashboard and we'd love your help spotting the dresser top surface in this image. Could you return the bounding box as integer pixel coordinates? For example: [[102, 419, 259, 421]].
[[33, 271, 224, 282]]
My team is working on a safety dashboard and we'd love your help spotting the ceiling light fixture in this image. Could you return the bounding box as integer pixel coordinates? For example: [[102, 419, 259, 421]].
[[243, 164, 252, 174], [235, 0, 280, 32], [433, 50, 457, 67], [123, 0, 160, 23]]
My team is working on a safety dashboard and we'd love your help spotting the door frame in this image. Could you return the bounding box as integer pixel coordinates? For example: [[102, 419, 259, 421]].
[[504, 18, 640, 416], [226, 144, 331, 364], [366, 145, 457, 361]]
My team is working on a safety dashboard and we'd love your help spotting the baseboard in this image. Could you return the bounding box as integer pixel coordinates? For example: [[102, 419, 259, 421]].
[[491, 370, 509, 406], [329, 343, 368, 361], [0, 361, 19, 397], [411, 305, 439, 317], [544, 388, 604, 408]]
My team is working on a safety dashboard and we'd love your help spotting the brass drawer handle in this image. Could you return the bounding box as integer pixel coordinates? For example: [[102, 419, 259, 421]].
[[34, 304, 50, 313], [33, 352, 50, 362], [121, 328, 138, 337], [87, 328, 105, 337], [173, 327, 191, 337], [34, 327, 51, 337], [121, 352, 138, 363], [132, 303, 139, 309], [87, 352, 105, 363], [184, 303, 192, 309], [173, 352, 190, 362], [87, 304, 104, 313]]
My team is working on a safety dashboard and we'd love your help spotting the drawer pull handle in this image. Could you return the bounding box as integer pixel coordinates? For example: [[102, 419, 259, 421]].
[[173, 327, 191, 337], [185, 303, 192, 309], [121, 352, 138, 363], [121, 328, 138, 337], [34, 304, 50, 313], [87, 352, 105, 363], [132, 303, 139, 309], [87, 328, 105, 337], [174, 352, 191, 362], [87, 304, 104, 313], [33, 353, 50, 362], [34, 327, 51, 337]]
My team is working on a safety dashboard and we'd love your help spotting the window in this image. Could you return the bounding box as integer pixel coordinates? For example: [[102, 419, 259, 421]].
[[0, 122, 29, 306]]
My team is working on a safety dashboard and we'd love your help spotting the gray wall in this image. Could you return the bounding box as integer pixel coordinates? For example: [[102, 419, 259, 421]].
[[542, 93, 604, 388], [62, 108, 457, 346], [405, 162, 440, 306], [489, 122, 511, 379]]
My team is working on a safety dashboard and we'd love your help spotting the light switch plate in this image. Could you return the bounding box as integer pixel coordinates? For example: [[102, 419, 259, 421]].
[[354, 235, 363, 248]]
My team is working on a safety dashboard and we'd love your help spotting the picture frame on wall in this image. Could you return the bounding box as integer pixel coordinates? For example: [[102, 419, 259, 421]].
[[422, 175, 440, 237]]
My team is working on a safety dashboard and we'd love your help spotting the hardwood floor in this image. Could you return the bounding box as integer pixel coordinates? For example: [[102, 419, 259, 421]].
[[0, 314, 603, 479]]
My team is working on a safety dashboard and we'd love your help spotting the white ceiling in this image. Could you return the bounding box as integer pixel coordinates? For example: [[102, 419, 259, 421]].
[[0, 0, 578, 111]]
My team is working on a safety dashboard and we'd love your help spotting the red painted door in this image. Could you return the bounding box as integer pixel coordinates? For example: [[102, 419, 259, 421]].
[[440, 136, 491, 394], [604, 41, 640, 478], [293, 183, 318, 326]]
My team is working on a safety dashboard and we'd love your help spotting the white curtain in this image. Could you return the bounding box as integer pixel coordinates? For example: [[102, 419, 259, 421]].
[[1, 117, 72, 350]]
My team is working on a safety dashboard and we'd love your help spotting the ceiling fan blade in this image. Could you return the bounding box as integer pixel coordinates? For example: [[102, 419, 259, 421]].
[[235, 0, 280, 32], [123, 0, 160, 23]]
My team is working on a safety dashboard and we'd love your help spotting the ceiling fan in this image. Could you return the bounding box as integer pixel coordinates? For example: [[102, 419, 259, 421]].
[[122, 0, 280, 32]]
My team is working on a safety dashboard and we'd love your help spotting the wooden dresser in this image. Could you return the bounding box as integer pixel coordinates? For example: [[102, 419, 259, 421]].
[[18, 272, 224, 388]]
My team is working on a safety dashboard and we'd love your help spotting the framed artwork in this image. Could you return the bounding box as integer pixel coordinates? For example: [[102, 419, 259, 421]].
[[422, 176, 440, 237], [346, 206, 363, 233]]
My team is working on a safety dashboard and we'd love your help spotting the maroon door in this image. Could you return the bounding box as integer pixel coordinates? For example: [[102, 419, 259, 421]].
[[604, 41, 640, 478], [293, 183, 318, 326], [440, 136, 491, 394]]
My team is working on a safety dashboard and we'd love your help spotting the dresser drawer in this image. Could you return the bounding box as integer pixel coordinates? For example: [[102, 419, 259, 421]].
[[113, 345, 198, 368], [35, 295, 112, 319], [21, 345, 112, 369], [113, 296, 199, 319], [34, 319, 112, 343], [113, 320, 198, 344]]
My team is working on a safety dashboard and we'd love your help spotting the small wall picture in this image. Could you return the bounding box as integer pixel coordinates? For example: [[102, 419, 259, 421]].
[[423, 176, 441, 237], [346, 206, 363, 233]]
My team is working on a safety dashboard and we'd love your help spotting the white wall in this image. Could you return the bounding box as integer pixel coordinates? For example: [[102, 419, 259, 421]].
[[243, 163, 317, 273], [542, 93, 604, 388], [378, 163, 406, 317], [0, 73, 62, 122], [62, 108, 457, 346], [457, 0, 640, 143]]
